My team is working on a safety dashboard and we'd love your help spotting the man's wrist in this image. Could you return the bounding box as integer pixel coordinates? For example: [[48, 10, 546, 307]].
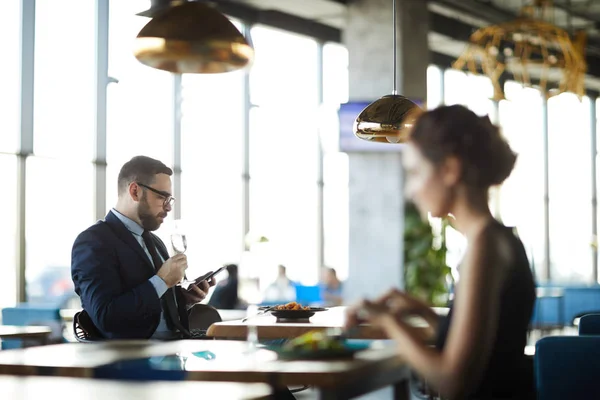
[[149, 275, 169, 297]]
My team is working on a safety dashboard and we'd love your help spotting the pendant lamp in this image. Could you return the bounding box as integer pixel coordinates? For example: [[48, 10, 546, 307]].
[[134, 0, 254, 74], [353, 0, 422, 144]]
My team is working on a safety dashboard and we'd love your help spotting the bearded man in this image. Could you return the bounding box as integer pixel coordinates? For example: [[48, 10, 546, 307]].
[[71, 156, 215, 339]]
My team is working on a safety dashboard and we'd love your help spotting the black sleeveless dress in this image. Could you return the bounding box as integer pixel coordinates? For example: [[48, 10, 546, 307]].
[[436, 222, 536, 399]]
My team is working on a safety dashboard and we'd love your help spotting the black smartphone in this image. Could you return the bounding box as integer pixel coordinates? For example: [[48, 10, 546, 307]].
[[186, 266, 228, 291]]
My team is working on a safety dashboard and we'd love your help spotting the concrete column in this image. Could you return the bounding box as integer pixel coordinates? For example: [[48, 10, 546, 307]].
[[342, 0, 429, 304]]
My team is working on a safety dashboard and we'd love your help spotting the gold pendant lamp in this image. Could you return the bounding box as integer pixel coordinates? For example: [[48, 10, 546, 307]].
[[134, 0, 254, 74], [353, 0, 422, 144]]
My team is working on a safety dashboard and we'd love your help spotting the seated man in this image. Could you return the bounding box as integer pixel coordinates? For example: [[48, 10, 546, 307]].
[[71, 155, 215, 339]]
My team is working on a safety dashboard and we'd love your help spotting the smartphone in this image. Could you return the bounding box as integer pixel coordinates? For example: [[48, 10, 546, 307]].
[[186, 266, 228, 291]]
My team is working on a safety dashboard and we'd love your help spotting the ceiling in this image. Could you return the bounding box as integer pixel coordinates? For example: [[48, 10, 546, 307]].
[[217, 0, 600, 93]]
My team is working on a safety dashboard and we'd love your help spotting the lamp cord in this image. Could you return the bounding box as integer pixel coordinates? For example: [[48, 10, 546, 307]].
[[392, 0, 397, 95]]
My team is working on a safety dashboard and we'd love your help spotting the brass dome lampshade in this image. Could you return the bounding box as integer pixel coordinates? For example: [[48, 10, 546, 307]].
[[353, 0, 422, 144], [134, 0, 254, 74]]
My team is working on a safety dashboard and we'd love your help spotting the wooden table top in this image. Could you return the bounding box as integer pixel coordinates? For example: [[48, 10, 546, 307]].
[[0, 375, 272, 399], [206, 306, 444, 340], [60, 308, 248, 322], [0, 339, 408, 389], [0, 325, 52, 340]]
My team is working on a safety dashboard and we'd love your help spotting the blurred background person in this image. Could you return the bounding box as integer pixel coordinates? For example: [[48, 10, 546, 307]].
[[208, 264, 240, 310], [263, 265, 296, 303], [320, 267, 343, 306]]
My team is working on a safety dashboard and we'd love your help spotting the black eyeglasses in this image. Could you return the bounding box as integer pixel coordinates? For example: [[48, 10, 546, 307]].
[[136, 182, 175, 208]]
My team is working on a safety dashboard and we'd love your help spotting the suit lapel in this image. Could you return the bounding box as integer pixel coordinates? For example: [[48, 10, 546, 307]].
[[104, 211, 154, 272]]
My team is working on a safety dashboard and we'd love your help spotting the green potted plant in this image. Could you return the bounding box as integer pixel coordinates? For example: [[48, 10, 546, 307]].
[[404, 201, 452, 307]]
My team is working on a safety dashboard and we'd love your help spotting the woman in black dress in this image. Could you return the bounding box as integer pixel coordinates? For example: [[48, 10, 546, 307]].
[[346, 105, 536, 400]]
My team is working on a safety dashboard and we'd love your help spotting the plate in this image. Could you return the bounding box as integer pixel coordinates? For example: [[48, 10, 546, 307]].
[[270, 307, 328, 321], [269, 341, 369, 360]]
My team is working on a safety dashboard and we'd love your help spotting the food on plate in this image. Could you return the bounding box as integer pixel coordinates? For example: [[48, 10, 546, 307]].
[[283, 330, 344, 352], [274, 302, 311, 311]]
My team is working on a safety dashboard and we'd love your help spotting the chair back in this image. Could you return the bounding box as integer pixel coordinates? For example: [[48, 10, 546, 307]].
[[578, 313, 600, 335], [535, 336, 600, 400], [73, 310, 104, 342], [188, 304, 222, 331], [295, 285, 322, 305]]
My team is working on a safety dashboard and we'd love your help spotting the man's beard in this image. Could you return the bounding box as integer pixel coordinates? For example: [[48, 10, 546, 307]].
[[138, 193, 164, 231]]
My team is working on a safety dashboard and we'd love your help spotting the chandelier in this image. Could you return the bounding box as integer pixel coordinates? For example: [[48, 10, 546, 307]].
[[453, 0, 587, 100]]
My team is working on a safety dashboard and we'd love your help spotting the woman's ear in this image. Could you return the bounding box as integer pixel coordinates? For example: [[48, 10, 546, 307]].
[[441, 156, 462, 187]]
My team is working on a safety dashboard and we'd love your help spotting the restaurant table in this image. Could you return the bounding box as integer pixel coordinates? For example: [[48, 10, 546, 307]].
[[207, 306, 446, 341], [0, 325, 52, 347], [61, 308, 248, 322], [0, 340, 410, 399], [0, 375, 272, 399]]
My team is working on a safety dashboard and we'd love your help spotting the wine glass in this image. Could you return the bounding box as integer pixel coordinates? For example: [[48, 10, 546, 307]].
[[171, 220, 193, 289], [171, 220, 187, 255]]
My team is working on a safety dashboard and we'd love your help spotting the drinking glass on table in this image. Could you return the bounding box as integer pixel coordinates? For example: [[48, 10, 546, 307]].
[[245, 304, 260, 352]]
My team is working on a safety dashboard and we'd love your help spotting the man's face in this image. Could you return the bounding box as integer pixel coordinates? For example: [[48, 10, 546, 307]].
[[137, 173, 173, 231]]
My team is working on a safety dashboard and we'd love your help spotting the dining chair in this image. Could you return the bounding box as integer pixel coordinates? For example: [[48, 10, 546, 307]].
[[535, 336, 600, 400], [578, 313, 600, 335]]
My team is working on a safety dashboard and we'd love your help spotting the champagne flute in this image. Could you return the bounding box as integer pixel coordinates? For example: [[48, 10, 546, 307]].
[[171, 220, 193, 289], [171, 220, 187, 254]]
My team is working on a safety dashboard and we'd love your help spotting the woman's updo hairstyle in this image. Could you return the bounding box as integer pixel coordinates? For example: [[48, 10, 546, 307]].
[[409, 104, 517, 188]]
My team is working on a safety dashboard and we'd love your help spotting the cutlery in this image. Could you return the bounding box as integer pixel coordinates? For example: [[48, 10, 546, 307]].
[[242, 306, 277, 323]]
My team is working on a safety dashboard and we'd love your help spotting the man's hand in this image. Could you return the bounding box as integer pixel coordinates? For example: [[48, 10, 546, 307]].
[[182, 277, 217, 305], [156, 254, 188, 287]]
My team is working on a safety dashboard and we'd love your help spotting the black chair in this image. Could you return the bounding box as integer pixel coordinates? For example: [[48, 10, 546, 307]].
[[73, 310, 104, 343], [73, 305, 222, 342], [578, 313, 600, 335], [188, 304, 222, 331]]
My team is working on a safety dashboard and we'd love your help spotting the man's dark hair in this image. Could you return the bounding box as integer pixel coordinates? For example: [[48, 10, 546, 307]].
[[117, 156, 173, 195]]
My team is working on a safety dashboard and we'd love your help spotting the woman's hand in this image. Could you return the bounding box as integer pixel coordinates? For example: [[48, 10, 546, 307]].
[[373, 288, 421, 315], [345, 299, 405, 339], [344, 290, 412, 329]]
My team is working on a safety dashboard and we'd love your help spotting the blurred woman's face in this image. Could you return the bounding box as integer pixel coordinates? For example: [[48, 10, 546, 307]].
[[403, 142, 453, 218]]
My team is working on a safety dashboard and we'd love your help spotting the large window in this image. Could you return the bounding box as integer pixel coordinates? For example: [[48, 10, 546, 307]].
[[33, 0, 95, 160], [427, 65, 443, 109], [323, 153, 349, 280], [106, 0, 174, 170], [498, 82, 545, 280], [444, 69, 495, 117], [322, 43, 350, 279], [180, 69, 245, 278], [323, 43, 349, 106], [0, 156, 18, 308], [249, 26, 320, 288], [548, 93, 593, 282], [25, 158, 94, 306], [0, 0, 20, 153]]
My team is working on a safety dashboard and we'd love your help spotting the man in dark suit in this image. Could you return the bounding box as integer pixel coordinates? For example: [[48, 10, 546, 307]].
[[71, 156, 215, 339]]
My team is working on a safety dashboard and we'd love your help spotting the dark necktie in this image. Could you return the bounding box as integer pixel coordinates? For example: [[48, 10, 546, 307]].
[[141, 230, 189, 336]]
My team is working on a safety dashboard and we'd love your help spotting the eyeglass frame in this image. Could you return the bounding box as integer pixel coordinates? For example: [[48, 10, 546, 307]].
[[136, 182, 176, 208]]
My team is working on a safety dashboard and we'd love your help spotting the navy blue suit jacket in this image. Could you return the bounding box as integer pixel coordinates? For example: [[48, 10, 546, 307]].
[[71, 211, 189, 339]]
